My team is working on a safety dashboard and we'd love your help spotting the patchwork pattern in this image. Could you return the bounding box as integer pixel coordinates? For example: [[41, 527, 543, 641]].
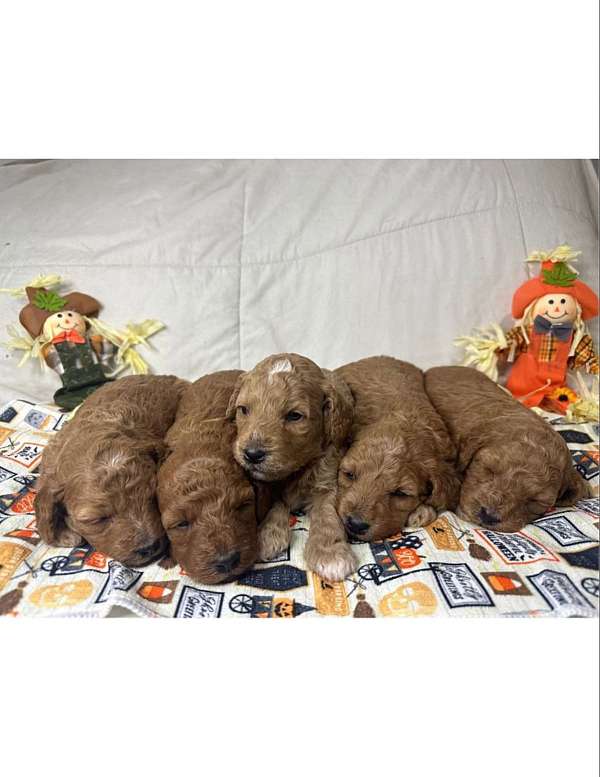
[[0, 399, 598, 618]]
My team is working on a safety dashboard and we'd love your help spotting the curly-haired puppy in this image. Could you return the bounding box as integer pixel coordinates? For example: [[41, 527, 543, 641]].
[[335, 356, 461, 541], [425, 366, 589, 531], [158, 371, 272, 584], [227, 353, 355, 581], [35, 375, 188, 567]]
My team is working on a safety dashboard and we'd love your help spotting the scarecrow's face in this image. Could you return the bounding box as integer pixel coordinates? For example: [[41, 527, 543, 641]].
[[533, 293, 577, 323], [42, 310, 87, 340]]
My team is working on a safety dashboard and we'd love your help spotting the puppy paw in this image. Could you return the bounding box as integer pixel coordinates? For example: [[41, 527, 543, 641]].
[[406, 504, 437, 529], [305, 541, 357, 582], [258, 522, 291, 561]]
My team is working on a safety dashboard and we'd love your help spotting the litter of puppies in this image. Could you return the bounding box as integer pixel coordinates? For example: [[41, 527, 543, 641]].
[[33, 356, 591, 585]]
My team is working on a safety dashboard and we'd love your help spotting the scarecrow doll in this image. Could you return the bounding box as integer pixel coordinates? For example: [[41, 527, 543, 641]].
[[18, 287, 116, 410], [456, 245, 599, 413], [3, 275, 165, 412]]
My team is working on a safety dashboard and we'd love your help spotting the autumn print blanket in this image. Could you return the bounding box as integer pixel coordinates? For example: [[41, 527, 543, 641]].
[[1, 398, 598, 618]]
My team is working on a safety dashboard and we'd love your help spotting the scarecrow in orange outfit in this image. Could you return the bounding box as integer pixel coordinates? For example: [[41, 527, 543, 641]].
[[456, 245, 599, 411], [504, 247, 598, 407]]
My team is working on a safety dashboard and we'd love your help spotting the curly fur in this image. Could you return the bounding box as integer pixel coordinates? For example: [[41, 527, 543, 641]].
[[425, 366, 590, 532], [335, 356, 461, 541], [227, 353, 357, 581], [158, 370, 272, 584], [35, 375, 188, 566]]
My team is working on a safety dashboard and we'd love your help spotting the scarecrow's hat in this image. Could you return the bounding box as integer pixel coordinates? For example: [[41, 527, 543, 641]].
[[19, 287, 101, 338], [512, 252, 599, 321]]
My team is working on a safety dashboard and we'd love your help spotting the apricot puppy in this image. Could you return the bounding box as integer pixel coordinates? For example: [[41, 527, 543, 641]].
[[425, 366, 589, 531], [336, 356, 460, 541], [227, 353, 355, 582], [158, 370, 272, 584], [35, 375, 187, 567]]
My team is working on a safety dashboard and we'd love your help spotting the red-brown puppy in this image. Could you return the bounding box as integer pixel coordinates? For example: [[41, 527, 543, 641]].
[[158, 370, 272, 584], [425, 366, 589, 531], [227, 353, 355, 582], [335, 356, 461, 541], [35, 375, 187, 567]]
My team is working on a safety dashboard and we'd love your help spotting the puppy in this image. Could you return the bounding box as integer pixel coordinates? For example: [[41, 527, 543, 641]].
[[157, 370, 272, 584], [425, 366, 589, 531], [335, 356, 461, 541], [35, 375, 188, 567], [227, 353, 356, 581]]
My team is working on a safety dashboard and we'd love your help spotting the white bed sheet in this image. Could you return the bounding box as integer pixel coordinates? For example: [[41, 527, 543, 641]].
[[0, 159, 598, 403]]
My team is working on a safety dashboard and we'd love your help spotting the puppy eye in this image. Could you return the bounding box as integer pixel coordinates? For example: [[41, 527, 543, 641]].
[[390, 489, 407, 498], [235, 500, 253, 511], [172, 519, 190, 530], [237, 405, 249, 416], [285, 410, 304, 422], [342, 470, 356, 481], [89, 516, 111, 527]]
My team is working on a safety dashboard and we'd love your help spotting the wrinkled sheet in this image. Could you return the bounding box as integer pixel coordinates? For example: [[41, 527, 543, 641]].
[[1, 160, 598, 404]]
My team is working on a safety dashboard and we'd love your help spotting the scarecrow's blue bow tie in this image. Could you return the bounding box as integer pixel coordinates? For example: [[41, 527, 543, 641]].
[[533, 315, 573, 341]]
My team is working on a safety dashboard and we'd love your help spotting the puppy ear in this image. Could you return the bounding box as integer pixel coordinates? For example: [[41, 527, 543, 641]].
[[226, 373, 245, 421], [130, 436, 168, 464], [253, 481, 274, 524], [424, 460, 461, 512], [556, 465, 590, 506], [322, 370, 354, 449], [35, 478, 83, 547], [406, 504, 437, 529]]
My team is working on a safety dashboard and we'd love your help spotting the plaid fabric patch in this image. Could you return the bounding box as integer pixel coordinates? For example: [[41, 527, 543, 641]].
[[537, 332, 557, 364], [571, 334, 599, 373], [505, 326, 527, 354]]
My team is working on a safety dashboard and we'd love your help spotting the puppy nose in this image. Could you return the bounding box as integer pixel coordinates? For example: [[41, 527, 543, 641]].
[[135, 537, 164, 559], [345, 514, 370, 535], [244, 446, 266, 464], [477, 507, 501, 526], [214, 550, 241, 575]]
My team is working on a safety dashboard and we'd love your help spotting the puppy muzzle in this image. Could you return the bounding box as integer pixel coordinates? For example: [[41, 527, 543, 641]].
[[127, 536, 168, 567], [477, 507, 502, 526], [344, 514, 371, 536]]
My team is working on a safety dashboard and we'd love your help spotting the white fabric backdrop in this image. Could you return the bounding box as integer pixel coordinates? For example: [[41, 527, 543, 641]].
[[0, 159, 598, 405]]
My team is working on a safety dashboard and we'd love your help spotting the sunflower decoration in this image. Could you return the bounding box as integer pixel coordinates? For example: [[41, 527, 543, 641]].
[[545, 385, 579, 415]]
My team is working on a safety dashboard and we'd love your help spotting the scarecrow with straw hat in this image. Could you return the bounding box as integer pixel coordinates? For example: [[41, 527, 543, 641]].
[[2, 276, 165, 411], [17, 286, 115, 410], [456, 245, 599, 414]]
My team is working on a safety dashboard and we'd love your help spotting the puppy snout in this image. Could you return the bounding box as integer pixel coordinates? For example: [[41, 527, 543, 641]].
[[344, 514, 370, 535], [134, 536, 166, 563], [477, 507, 501, 526], [214, 550, 241, 575], [244, 446, 267, 464]]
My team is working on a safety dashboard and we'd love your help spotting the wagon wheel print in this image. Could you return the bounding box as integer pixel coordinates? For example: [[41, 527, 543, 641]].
[[358, 563, 382, 583], [41, 556, 69, 574], [581, 578, 599, 597], [229, 594, 253, 614]]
